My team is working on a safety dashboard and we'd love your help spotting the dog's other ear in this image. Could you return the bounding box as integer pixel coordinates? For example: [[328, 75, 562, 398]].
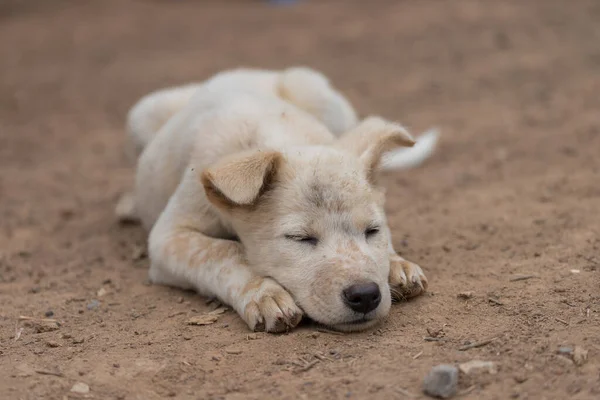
[[201, 150, 283, 208], [336, 117, 415, 182]]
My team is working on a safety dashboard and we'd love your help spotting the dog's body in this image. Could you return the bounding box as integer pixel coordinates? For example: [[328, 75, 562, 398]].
[[119, 67, 437, 332]]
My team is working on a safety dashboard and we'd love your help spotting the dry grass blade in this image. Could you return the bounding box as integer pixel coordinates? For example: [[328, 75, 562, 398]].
[[18, 316, 58, 323], [509, 274, 538, 282], [186, 315, 219, 326], [35, 369, 64, 377], [459, 337, 497, 351]]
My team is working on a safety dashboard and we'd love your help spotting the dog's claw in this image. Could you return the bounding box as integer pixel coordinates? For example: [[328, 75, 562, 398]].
[[242, 278, 303, 333], [389, 256, 428, 301]]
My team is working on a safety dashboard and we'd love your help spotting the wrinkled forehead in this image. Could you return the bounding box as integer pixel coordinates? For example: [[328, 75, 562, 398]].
[[271, 149, 385, 231]]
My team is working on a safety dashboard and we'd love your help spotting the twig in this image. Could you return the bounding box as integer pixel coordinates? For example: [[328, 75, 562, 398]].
[[555, 317, 569, 325], [487, 297, 504, 306], [412, 351, 423, 359], [14, 320, 23, 341], [35, 369, 64, 377], [459, 385, 476, 395], [18, 316, 58, 323], [314, 353, 334, 362], [424, 337, 444, 342], [167, 311, 186, 318], [294, 359, 319, 373], [459, 337, 497, 351], [509, 275, 538, 282], [395, 387, 416, 398]]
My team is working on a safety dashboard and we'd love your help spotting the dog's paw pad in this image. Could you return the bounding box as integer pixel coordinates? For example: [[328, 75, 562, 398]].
[[243, 278, 303, 333], [389, 256, 428, 301]]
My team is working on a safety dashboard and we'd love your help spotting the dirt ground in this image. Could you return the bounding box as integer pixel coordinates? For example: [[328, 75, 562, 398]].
[[1, 0, 599, 399]]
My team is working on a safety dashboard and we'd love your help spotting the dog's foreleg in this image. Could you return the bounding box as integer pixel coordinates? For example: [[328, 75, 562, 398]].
[[148, 227, 303, 332], [385, 227, 428, 301]]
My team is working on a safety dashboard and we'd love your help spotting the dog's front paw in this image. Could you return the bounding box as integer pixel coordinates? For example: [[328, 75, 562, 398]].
[[389, 255, 428, 301], [241, 277, 303, 333]]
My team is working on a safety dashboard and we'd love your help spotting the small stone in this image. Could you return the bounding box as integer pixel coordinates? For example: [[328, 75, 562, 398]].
[[113, 363, 120, 368], [570, 269, 580, 274], [309, 332, 320, 339], [97, 287, 107, 297], [72, 338, 85, 344], [132, 246, 147, 261], [513, 374, 528, 383], [30, 286, 41, 294], [246, 333, 260, 340], [422, 364, 458, 399], [25, 320, 59, 333], [457, 291, 473, 300], [44, 310, 54, 317], [46, 340, 61, 348], [458, 360, 498, 375], [225, 348, 242, 355], [70, 382, 90, 394], [572, 346, 588, 366], [176, 296, 184, 304], [183, 335, 192, 340], [87, 300, 100, 310], [557, 346, 573, 356]]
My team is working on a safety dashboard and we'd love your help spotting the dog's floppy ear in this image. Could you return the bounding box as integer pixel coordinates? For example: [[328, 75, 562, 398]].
[[201, 150, 283, 208], [336, 117, 415, 182]]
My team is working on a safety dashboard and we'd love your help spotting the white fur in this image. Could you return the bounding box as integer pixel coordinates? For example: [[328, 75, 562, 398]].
[[381, 128, 440, 170], [120, 67, 432, 333]]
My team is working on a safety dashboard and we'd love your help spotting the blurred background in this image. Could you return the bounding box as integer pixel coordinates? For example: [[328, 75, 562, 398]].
[[1, 1, 599, 399]]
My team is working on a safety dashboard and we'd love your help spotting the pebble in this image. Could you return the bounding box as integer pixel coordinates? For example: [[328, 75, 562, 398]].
[[457, 291, 474, 300], [46, 340, 61, 348], [87, 300, 100, 310], [70, 382, 90, 394], [422, 364, 459, 399], [557, 346, 573, 356], [225, 348, 243, 355], [572, 346, 588, 366], [459, 360, 498, 375], [44, 310, 54, 317]]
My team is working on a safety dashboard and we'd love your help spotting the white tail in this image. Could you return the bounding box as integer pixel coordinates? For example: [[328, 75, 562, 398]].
[[380, 127, 440, 170]]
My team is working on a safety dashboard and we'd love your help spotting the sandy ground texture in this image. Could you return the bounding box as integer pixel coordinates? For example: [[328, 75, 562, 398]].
[[1, 1, 599, 399]]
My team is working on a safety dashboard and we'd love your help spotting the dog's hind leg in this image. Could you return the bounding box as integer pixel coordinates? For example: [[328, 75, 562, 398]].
[[125, 83, 201, 162], [277, 67, 358, 135], [117, 84, 201, 223]]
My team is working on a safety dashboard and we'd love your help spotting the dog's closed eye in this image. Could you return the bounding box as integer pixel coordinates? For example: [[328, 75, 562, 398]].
[[364, 226, 380, 239], [285, 234, 319, 246]]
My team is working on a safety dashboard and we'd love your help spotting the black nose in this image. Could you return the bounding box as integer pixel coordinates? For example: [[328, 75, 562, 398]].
[[342, 282, 381, 314]]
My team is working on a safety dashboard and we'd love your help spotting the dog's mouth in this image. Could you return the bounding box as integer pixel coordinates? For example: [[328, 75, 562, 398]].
[[325, 315, 382, 333]]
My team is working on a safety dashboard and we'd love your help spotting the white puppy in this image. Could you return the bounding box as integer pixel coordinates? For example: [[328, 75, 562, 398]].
[[118, 67, 439, 333]]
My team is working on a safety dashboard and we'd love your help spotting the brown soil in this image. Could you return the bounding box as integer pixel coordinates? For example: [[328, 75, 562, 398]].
[[1, 1, 599, 399]]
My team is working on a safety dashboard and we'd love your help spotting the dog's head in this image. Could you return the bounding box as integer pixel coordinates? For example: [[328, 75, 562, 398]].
[[201, 117, 415, 331]]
